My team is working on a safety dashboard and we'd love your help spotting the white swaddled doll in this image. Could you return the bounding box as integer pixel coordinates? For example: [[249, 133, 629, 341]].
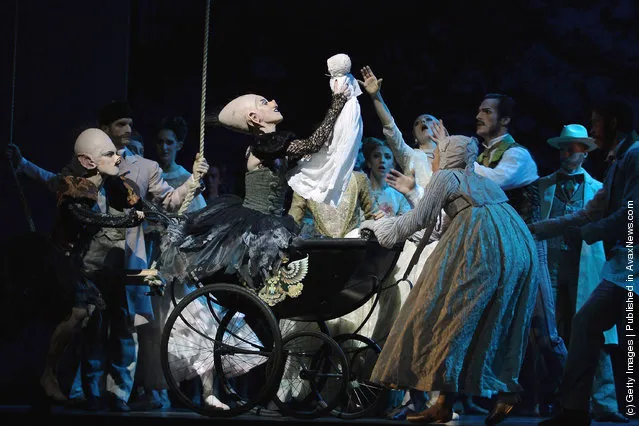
[[287, 53, 363, 207]]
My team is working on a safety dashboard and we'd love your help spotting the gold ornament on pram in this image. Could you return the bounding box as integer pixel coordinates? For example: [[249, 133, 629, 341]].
[[258, 255, 309, 306]]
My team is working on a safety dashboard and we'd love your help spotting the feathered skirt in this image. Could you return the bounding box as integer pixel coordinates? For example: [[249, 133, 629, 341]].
[[158, 194, 299, 289]]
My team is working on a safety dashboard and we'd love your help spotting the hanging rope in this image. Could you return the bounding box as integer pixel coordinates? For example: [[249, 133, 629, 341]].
[[7, 1, 36, 232], [178, 0, 211, 215]]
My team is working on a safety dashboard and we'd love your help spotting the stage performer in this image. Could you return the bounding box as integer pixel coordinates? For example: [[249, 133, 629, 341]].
[[361, 134, 538, 426], [40, 129, 145, 405]]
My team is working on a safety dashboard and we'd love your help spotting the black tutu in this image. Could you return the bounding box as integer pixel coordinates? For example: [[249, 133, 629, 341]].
[[158, 194, 299, 289]]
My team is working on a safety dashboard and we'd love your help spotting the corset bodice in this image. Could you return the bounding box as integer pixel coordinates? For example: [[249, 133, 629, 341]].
[[242, 167, 288, 215]]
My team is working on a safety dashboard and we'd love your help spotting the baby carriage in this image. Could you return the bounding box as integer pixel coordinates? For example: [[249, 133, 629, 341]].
[[158, 229, 403, 420]]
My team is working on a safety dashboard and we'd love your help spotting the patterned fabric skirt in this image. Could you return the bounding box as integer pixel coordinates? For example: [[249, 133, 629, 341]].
[[370, 203, 538, 397]]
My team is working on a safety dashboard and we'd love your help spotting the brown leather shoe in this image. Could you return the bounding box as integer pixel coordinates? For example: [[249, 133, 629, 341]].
[[485, 393, 520, 426], [485, 401, 516, 425], [406, 404, 453, 423]]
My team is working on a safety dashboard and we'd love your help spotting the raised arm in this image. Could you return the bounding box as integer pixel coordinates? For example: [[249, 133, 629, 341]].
[[286, 93, 348, 159], [358, 66, 414, 172], [7, 144, 60, 192], [360, 171, 458, 248]]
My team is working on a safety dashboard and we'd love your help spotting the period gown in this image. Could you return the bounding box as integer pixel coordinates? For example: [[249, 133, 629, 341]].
[[363, 165, 538, 397]]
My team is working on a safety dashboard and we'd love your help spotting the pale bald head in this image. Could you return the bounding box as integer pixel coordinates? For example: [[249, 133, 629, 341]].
[[218, 94, 260, 133], [75, 128, 117, 157], [218, 94, 282, 134], [75, 128, 120, 176]]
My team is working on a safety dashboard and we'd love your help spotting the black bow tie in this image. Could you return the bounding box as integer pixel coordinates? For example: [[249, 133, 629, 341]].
[[557, 173, 583, 182]]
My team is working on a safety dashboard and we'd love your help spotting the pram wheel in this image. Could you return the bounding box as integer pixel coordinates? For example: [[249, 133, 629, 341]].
[[330, 333, 388, 419], [279, 318, 329, 339], [161, 283, 283, 417], [273, 331, 349, 419]]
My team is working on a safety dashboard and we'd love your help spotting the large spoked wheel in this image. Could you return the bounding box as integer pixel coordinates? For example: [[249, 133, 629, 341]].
[[161, 283, 283, 417], [330, 333, 388, 419], [279, 318, 330, 339], [273, 331, 349, 419]]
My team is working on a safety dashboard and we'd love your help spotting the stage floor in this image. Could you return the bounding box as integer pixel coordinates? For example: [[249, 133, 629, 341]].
[[1, 405, 638, 426]]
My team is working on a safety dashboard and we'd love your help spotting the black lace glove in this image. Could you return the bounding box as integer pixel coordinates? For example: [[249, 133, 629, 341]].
[[67, 202, 144, 228]]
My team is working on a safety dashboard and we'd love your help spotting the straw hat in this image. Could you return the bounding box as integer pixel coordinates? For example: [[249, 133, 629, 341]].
[[547, 124, 597, 151]]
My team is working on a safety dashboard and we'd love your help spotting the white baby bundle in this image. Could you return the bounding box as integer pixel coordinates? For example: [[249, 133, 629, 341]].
[[287, 53, 363, 207]]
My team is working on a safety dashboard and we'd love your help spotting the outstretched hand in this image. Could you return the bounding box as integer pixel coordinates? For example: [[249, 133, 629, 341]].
[[386, 168, 416, 195], [430, 119, 449, 144], [357, 65, 383, 96]]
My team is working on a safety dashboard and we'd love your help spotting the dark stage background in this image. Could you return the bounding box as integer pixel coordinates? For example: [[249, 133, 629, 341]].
[[2, 0, 638, 237], [0, 0, 638, 407]]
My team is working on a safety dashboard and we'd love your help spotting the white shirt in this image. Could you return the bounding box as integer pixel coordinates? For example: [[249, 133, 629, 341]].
[[481, 133, 511, 149], [474, 134, 539, 190]]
